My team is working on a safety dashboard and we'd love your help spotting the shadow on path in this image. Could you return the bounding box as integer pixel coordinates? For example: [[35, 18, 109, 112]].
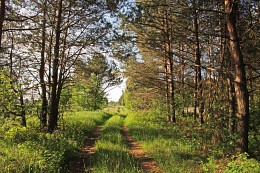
[[69, 126, 103, 173], [122, 126, 163, 173]]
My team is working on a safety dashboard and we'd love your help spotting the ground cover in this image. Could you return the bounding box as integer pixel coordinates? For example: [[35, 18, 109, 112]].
[[91, 115, 142, 173], [0, 111, 110, 173], [124, 111, 203, 173], [124, 110, 260, 173], [122, 125, 162, 173]]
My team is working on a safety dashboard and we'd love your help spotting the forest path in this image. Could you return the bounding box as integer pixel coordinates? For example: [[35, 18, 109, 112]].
[[122, 126, 163, 173], [69, 125, 103, 173]]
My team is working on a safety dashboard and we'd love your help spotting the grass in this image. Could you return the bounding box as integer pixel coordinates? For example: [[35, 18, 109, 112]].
[[124, 110, 205, 173], [91, 114, 142, 173], [0, 111, 110, 173], [124, 110, 260, 173], [1, 108, 258, 172]]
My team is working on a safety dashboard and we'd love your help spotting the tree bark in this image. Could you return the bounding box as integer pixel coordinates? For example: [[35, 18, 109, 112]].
[[225, 0, 250, 153], [164, 53, 171, 121], [162, 8, 171, 122], [0, 0, 6, 49], [193, 0, 204, 124], [227, 77, 236, 136], [165, 10, 175, 122], [40, 0, 48, 129], [19, 93, 26, 127], [48, 0, 63, 133]]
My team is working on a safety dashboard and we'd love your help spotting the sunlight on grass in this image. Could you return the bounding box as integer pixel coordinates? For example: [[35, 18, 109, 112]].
[[91, 115, 142, 173], [125, 111, 203, 173], [0, 111, 110, 173]]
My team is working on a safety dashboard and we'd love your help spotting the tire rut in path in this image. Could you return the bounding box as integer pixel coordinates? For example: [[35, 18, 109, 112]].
[[69, 126, 103, 173], [122, 126, 163, 173]]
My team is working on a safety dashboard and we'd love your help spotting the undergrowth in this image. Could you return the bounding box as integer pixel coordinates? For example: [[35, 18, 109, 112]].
[[0, 111, 110, 173]]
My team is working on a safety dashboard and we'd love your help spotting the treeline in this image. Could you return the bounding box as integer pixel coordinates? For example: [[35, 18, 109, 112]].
[[120, 0, 259, 156], [0, 0, 123, 132]]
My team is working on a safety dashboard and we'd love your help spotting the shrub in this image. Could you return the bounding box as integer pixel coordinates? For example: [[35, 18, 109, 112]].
[[203, 157, 218, 173], [224, 153, 260, 173]]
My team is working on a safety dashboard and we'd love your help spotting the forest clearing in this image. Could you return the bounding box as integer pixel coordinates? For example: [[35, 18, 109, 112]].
[[0, 0, 260, 172]]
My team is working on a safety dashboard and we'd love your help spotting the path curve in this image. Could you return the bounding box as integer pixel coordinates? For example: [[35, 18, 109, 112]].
[[122, 126, 163, 173], [69, 126, 103, 173]]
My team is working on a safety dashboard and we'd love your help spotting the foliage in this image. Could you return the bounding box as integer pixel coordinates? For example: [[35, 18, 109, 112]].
[[202, 157, 218, 173], [59, 85, 73, 112], [203, 154, 260, 173], [69, 52, 121, 111], [248, 107, 260, 160], [0, 69, 18, 118], [224, 154, 260, 173], [69, 74, 108, 111], [123, 57, 165, 111]]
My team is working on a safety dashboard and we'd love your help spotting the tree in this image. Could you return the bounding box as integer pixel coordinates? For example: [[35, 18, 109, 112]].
[[225, 0, 250, 153], [0, 0, 6, 50], [192, 0, 204, 124], [120, 0, 259, 157], [40, 0, 123, 132], [0, 69, 17, 117], [71, 52, 121, 111], [48, 0, 63, 133], [39, 0, 48, 128]]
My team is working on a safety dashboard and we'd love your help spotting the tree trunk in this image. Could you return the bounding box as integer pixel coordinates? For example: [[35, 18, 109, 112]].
[[162, 10, 171, 122], [194, 66, 198, 120], [40, 0, 48, 129], [193, 0, 204, 124], [165, 10, 175, 122], [19, 93, 26, 127], [0, 0, 6, 50], [48, 0, 63, 133], [164, 55, 171, 121], [169, 52, 175, 123], [225, 0, 250, 153], [227, 77, 236, 136]]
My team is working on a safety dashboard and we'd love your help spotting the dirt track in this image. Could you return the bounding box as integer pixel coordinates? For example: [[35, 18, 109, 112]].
[[122, 126, 163, 173]]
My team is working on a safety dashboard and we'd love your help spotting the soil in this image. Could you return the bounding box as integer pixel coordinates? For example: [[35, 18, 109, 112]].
[[69, 126, 103, 173], [122, 126, 163, 173]]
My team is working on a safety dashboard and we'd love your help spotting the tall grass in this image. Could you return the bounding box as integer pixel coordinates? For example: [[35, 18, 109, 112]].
[[91, 115, 142, 173], [0, 111, 110, 173]]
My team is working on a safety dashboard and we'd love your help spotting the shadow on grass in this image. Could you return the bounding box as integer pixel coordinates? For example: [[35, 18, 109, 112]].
[[173, 151, 206, 163], [126, 123, 207, 172]]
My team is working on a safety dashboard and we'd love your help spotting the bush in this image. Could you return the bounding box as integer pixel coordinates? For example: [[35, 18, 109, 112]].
[[224, 153, 260, 173], [203, 153, 260, 173], [203, 157, 218, 173]]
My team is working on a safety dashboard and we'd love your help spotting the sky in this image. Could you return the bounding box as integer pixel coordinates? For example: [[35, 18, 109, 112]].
[[106, 79, 126, 102]]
